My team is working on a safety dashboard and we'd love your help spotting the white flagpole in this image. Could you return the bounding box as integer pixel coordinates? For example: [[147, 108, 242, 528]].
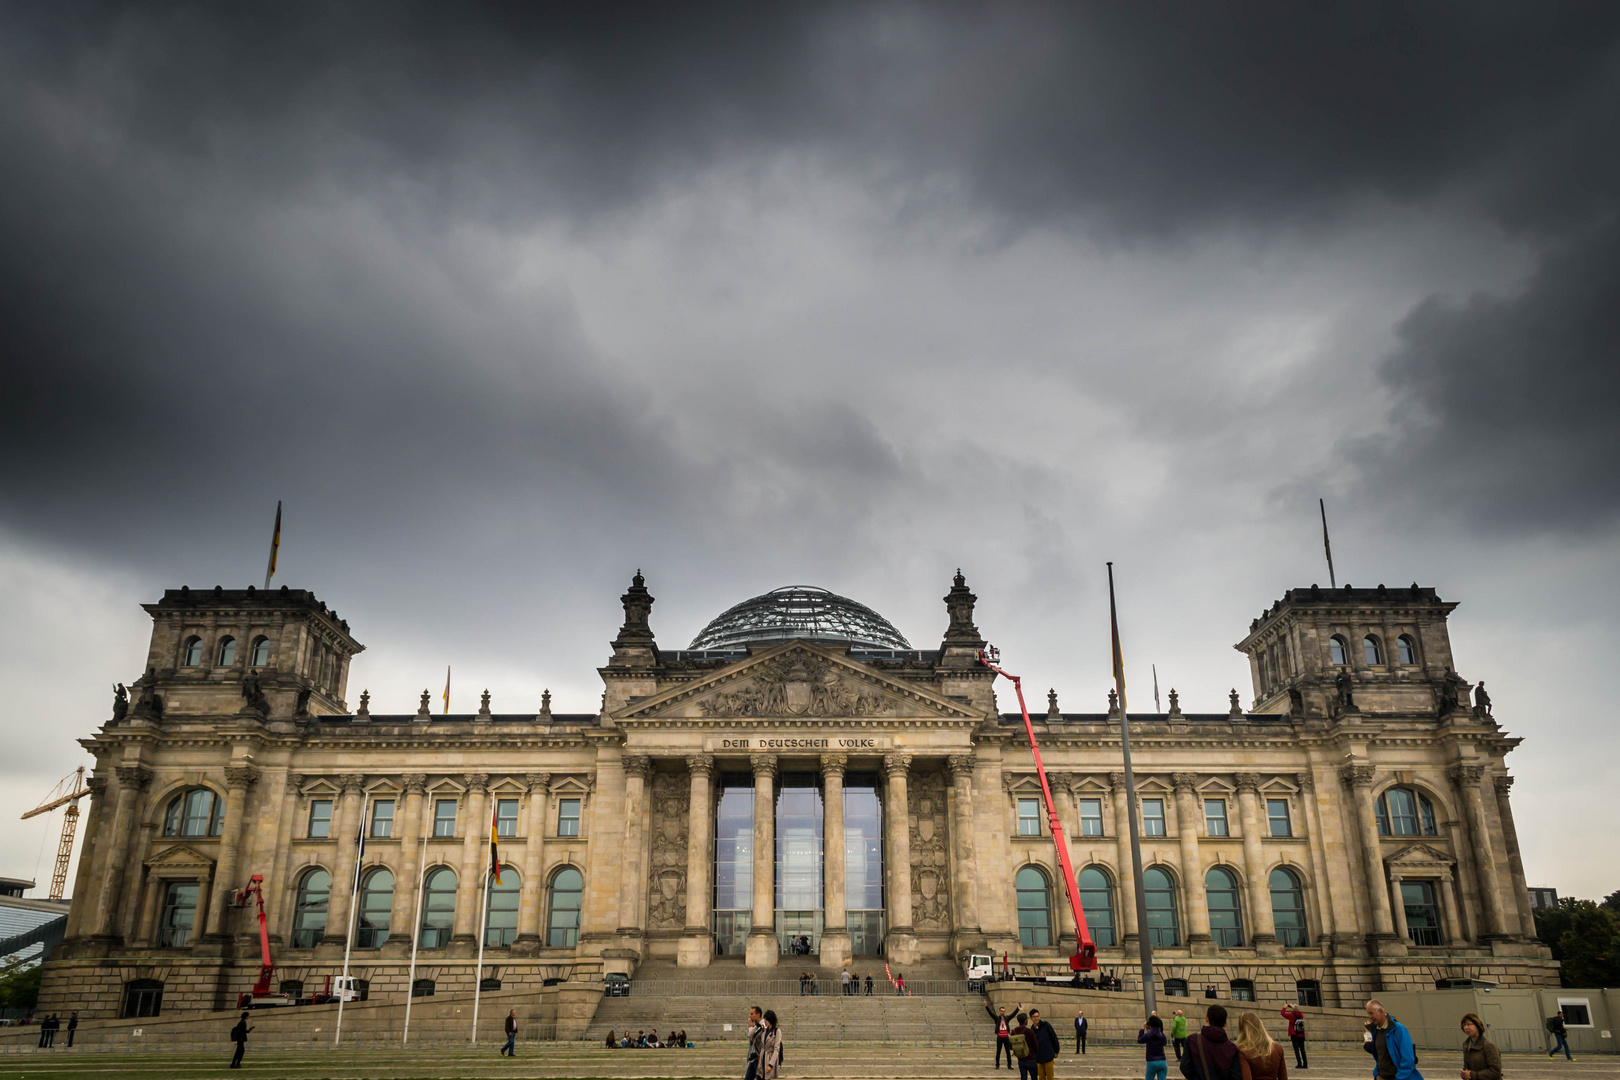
[[472, 862, 491, 1045], [402, 830, 427, 1047], [335, 793, 370, 1046]]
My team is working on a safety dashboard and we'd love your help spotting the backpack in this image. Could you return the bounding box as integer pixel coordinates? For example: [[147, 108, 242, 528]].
[[1009, 1033, 1030, 1058], [1294, 1018, 1305, 1036], [1546, 1017, 1557, 1032]]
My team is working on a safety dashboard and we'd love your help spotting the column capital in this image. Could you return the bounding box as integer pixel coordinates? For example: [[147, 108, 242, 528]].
[[1171, 772, 1199, 795], [622, 754, 652, 781], [1297, 772, 1315, 793], [1339, 764, 1375, 789], [523, 772, 552, 793], [883, 751, 912, 777], [819, 753, 847, 780], [115, 765, 152, 790], [1388, 870, 1403, 883], [1108, 771, 1127, 794], [402, 773, 428, 794], [287, 772, 305, 794], [224, 766, 260, 790], [946, 754, 976, 781], [1492, 773, 1514, 796], [461, 772, 489, 794], [1234, 772, 1262, 794], [338, 773, 366, 794], [87, 775, 108, 798], [1447, 764, 1485, 787], [750, 753, 778, 781]]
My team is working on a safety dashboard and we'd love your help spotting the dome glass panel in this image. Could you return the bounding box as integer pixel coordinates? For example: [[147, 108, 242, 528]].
[[689, 585, 911, 651]]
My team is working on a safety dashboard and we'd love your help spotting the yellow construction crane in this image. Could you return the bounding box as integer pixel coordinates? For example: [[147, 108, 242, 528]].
[[21, 767, 88, 900]]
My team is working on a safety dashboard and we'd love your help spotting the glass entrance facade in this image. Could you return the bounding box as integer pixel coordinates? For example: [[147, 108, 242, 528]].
[[844, 778, 885, 954], [776, 773, 824, 953], [713, 777, 754, 956]]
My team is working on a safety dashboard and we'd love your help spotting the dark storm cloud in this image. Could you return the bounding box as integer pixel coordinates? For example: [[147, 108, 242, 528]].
[[2, 1, 1618, 558]]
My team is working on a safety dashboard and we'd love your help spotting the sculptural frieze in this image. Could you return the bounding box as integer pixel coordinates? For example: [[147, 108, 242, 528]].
[[698, 654, 895, 718]]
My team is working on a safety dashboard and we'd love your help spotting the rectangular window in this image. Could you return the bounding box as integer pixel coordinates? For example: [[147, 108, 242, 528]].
[[1142, 799, 1166, 837], [308, 800, 332, 839], [1557, 999, 1592, 1027], [1400, 880, 1442, 946], [432, 799, 458, 838], [495, 798, 519, 838], [1017, 798, 1042, 836], [370, 799, 394, 838], [157, 881, 199, 948], [1079, 798, 1104, 836], [1267, 798, 1293, 837], [557, 798, 581, 837], [1205, 799, 1229, 837]]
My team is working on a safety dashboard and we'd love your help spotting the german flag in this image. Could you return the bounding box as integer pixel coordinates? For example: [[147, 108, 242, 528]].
[[263, 501, 281, 590], [489, 799, 504, 885]]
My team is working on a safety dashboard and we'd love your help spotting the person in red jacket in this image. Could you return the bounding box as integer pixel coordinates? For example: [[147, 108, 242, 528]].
[[1281, 1004, 1307, 1070]]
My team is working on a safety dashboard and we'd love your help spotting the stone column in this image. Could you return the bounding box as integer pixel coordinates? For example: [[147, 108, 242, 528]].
[[1051, 775, 1079, 949], [119, 823, 156, 944], [946, 755, 983, 947], [205, 765, 259, 938], [1389, 872, 1410, 944], [1233, 773, 1276, 947], [1172, 773, 1213, 946], [818, 754, 851, 967], [1451, 765, 1509, 938], [746, 754, 778, 966], [1438, 869, 1464, 944], [266, 773, 302, 944], [91, 766, 151, 939], [1109, 772, 1140, 945], [451, 773, 489, 945], [513, 772, 550, 952], [615, 756, 651, 943], [1493, 775, 1538, 940], [324, 774, 366, 947], [678, 755, 716, 967], [883, 752, 916, 963], [1340, 765, 1397, 946], [388, 775, 427, 945], [1297, 773, 1336, 942], [65, 777, 108, 940]]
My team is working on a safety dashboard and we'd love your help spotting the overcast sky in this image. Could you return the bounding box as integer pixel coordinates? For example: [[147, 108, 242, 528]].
[[2, 4, 1616, 902]]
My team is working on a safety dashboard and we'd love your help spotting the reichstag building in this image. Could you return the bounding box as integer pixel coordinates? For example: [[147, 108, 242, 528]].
[[40, 571, 1556, 1018]]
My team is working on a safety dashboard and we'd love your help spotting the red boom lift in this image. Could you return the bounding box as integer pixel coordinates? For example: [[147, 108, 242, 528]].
[[233, 874, 294, 1008], [979, 646, 1099, 972]]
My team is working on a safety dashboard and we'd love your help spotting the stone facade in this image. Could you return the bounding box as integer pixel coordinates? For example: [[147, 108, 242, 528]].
[[38, 575, 1555, 1019]]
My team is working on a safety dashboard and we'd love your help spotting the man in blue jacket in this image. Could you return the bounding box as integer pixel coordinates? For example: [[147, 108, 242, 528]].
[[1363, 1001, 1424, 1080]]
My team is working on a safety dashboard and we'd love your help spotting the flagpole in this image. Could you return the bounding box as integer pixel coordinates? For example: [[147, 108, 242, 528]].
[[402, 830, 427, 1047], [1108, 562, 1155, 1018], [472, 866, 490, 1045], [335, 792, 370, 1046]]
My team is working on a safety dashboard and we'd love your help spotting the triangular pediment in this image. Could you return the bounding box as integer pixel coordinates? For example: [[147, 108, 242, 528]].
[[145, 843, 215, 871], [1385, 842, 1455, 870], [619, 641, 980, 722]]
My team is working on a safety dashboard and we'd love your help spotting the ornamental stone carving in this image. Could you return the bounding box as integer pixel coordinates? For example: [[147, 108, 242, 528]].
[[820, 753, 847, 779], [402, 773, 427, 794], [86, 776, 108, 799], [1234, 772, 1262, 794], [907, 766, 952, 930], [687, 754, 716, 778], [339, 773, 366, 794], [646, 769, 690, 930], [224, 766, 260, 790], [698, 653, 894, 718], [884, 752, 912, 777], [115, 766, 152, 789], [1339, 764, 1375, 788], [1297, 772, 1315, 793], [1108, 771, 1127, 794], [461, 772, 489, 793], [750, 754, 778, 781], [524, 772, 551, 793], [1447, 764, 1485, 787], [622, 755, 652, 781], [1172, 772, 1198, 795], [1493, 774, 1513, 796], [946, 755, 975, 781]]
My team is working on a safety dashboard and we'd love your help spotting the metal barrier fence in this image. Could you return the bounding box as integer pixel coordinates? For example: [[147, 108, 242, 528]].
[[1407, 1025, 1613, 1056], [607, 978, 972, 997]]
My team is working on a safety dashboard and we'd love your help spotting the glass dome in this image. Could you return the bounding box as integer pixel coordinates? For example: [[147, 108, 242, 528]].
[[688, 585, 912, 651]]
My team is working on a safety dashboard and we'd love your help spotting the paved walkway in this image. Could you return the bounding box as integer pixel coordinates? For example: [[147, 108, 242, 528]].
[[0, 1044, 1609, 1079]]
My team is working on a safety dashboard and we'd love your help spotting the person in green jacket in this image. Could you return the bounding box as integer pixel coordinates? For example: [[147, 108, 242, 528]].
[[1170, 1010, 1190, 1063]]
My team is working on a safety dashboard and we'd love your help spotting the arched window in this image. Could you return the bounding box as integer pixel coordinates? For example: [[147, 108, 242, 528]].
[[485, 869, 520, 947], [547, 867, 584, 947], [420, 867, 457, 947], [1328, 635, 1349, 666], [1375, 787, 1438, 836], [1078, 867, 1116, 947], [1364, 635, 1384, 665], [356, 868, 393, 948], [1396, 635, 1417, 665], [291, 868, 330, 948], [182, 636, 204, 667], [1015, 866, 1053, 948], [1142, 866, 1180, 947], [1230, 978, 1256, 1001], [216, 636, 237, 666], [1205, 866, 1244, 948], [163, 788, 224, 837], [1269, 867, 1309, 947], [122, 978, 164, 1019], [250, 635, 272, 666]]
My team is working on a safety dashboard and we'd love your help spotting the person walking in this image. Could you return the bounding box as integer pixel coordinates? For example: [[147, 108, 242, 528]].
[[864, 973, 874, 996], [1028, 1008, 1061, 1080], [1460, 1013, 1501, 1080], [987, 997, 1024, 1070], [1075, 1008, 1089, 1055], [1011, 1011, 1039, 1080], [1546, 1010, 1574, 1061], [1179, 1004, 1242, 1080], [1363, 1000, 1424, 1080], [501, 1008, 518, 1056], [65, 1012, 78, 1049], [228, 1011, 253, 1069], [1140, 1014, 1170, 1080], [1234, 1011, 1287, 1080], [760, 1009, 783, 1080], [1171, 1010, 1190, 1064], [745, 1005, 765, 1080], [1280, 1005, 1307, 1070]]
